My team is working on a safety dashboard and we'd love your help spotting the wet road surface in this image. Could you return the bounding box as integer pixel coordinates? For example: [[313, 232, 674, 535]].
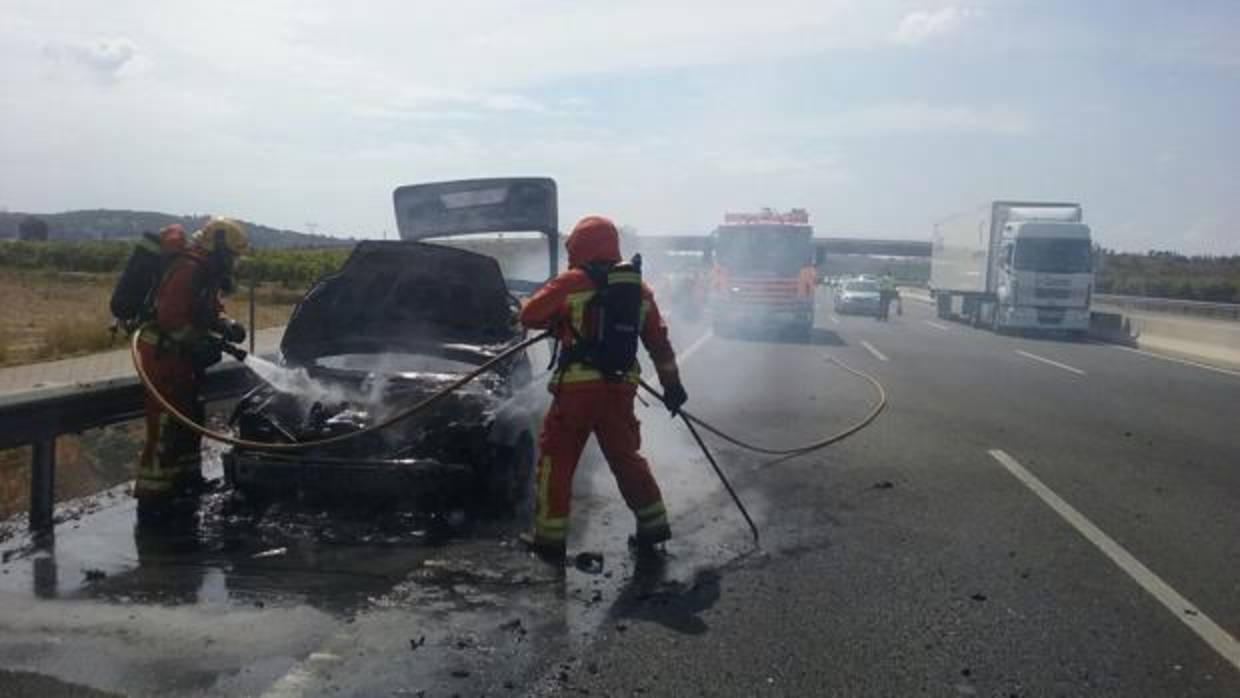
[[2, 289, 1239, 696]]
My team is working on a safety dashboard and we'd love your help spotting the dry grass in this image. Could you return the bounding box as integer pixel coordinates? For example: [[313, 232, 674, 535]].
[[0, 271, 307, 517], [0, 422, 144, 519], [0, 270, 304, 367], [39, 318, 115, 359]]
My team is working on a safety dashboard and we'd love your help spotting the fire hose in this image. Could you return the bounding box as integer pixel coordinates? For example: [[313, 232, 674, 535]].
[[130, 329, 554, 452], [133, 329, 887, 543], [638, 356, 888, 543]]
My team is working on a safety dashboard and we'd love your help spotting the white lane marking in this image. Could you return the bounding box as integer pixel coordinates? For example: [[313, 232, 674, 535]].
[[924, 320, 950, 331], [860, 340, 888, 362], [988, 449, 1240, 674], [1090, 341, 1240, 380], [830, 315, 841, 325], [1014, 349, 1085, 376], [679, 330, 713, 362]]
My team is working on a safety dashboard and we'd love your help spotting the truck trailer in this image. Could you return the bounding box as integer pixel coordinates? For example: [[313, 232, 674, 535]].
[[930, 201, 1093, 336]]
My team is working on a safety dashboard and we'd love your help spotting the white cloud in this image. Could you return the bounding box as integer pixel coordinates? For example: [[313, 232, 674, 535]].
[[352, 87, 551, 122], [831, 102, 1031, 136], [0, 2, 1235, 253], [891, 6, 974, 47], [42, 37, 149, 82]]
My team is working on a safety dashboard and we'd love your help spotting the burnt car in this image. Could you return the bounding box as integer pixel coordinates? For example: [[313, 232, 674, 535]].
[[223, 178, 560, 512]]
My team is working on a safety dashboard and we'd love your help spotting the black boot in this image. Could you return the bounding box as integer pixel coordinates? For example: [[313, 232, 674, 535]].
[[519, 532, 567, 564]]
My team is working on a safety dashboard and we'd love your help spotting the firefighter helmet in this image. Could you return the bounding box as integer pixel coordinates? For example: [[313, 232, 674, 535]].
[[194, 217, 249, 256]]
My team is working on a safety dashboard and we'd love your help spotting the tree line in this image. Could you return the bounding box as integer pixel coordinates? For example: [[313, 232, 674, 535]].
[[0, 239, 353, 287], [1094, 248, 1240, 303], [2, 239, 1237, 304]]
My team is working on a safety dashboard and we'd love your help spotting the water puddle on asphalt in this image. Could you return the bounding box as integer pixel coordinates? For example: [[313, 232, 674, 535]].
[[0, 408, 763, 696]]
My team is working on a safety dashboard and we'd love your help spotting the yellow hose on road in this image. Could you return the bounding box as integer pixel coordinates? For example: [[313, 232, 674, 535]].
[[130, 330, 551, 452], [639, 353, 887, 456]]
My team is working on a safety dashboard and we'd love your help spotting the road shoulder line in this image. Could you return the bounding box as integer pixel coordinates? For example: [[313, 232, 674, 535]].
[[988, 449, 1240, 674], [860, 340, 889, 362], [1014, 349, 1085, 376], [1090, 340, 1240, 379]]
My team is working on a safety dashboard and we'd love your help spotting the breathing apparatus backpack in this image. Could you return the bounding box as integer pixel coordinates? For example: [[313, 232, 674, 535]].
[[109, 230, 187, 333], [556, 255, 644, 382]]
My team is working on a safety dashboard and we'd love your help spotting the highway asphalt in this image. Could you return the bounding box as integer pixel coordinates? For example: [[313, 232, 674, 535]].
[[558, 291, 1240, 697], [0, 288, 1237, 696]]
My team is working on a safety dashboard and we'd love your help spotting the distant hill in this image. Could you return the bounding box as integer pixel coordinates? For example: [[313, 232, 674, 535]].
[[0, 209, 350, 249]]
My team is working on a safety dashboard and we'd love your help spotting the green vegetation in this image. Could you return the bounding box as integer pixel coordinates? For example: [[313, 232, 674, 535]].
[[0, 239, 352, 287], [0, 208, 349, 248], [1094, 249, 1240, 303], [240, 247, 353, 287]]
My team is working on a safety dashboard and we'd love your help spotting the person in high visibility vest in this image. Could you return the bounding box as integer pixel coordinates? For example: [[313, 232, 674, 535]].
[[877, 275, 900, 321], [518, 215, 688, 560], [134, 218, 248, 514]]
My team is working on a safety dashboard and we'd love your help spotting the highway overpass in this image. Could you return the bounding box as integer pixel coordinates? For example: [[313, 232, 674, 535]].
[[636, 234, 932, 259]]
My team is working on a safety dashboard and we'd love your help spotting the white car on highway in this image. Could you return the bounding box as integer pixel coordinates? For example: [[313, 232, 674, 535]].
[[834, 279, 882, 316]]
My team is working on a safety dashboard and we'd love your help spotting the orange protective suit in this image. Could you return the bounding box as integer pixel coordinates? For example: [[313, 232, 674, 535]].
[[134, 239, 223, 501], [519, 215, 682, 553]]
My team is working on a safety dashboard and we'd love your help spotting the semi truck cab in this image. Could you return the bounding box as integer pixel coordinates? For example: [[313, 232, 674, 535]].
[[931, 201, 1095, 337], [993, 219, 1093, 333]]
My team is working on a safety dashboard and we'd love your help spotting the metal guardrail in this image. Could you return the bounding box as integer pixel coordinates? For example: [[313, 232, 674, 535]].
[[0, 363, 257, 531], [1094, 294, 1240, 321]]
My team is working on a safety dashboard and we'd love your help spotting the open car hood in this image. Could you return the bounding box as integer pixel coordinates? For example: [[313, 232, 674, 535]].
[[280, 241, 519, 364]]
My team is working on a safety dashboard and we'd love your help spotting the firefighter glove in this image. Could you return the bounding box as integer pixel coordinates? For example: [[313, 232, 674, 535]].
[[662, 382, 688, 416], [190, 337, 224, 372], [217, 319, 246, 344]]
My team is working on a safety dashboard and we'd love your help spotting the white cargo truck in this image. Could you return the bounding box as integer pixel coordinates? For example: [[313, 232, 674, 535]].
[[930, 201, 1093, 335]]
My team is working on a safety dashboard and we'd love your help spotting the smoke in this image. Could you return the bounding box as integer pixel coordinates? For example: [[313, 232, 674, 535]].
[[241, 354, 416, 421], [243, 349, 518, 425], [244, 355, 341, 404]]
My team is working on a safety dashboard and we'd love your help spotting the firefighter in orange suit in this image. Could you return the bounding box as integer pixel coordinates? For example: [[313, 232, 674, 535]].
[[518, 215, 689, 559], [135, 218, 248, 511]]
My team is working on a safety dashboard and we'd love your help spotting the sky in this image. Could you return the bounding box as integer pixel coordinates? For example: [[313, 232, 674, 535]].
[[1, 0, 1238, 254]]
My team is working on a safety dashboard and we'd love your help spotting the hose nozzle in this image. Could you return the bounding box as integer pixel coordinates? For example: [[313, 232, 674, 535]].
[[220, 343, 248, 362]]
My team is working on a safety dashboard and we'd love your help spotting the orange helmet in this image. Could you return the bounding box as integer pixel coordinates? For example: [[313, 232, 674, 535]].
[[565, 215, 621, 269]]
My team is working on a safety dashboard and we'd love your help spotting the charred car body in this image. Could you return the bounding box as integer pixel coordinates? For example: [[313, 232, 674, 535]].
[[224, 178, 560, 511]]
